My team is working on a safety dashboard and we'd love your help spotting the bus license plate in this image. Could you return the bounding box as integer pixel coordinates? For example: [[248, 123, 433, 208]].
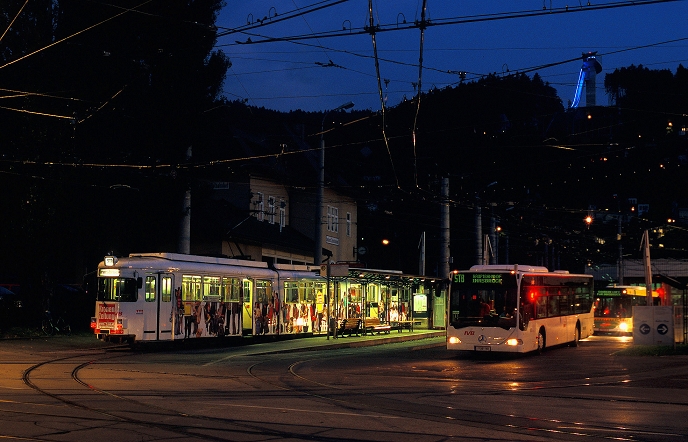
[[475, 345, 491, 352]]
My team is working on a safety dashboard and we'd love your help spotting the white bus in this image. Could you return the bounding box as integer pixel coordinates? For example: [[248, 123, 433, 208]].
[[91, 253, 325, 343], [447, 264, 594, 353]]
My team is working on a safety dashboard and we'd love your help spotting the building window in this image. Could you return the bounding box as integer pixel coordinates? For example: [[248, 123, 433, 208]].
[[346, 212, 352, 237], [254, 192, 264, 222], [268, 196, 276, 224], [327, 206, 338, 233]]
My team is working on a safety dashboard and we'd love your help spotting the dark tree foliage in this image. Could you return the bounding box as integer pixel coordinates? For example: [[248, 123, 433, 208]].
[[0, 1, 230, 295], [605, 64, 687, 141]]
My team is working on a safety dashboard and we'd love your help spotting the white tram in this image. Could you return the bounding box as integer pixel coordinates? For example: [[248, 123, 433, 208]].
[[91, 253, 325, 343]]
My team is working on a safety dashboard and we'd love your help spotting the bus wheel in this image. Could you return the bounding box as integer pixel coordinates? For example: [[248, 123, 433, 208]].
[[571, 324, 580, 347], [537, 328, 546, 354]]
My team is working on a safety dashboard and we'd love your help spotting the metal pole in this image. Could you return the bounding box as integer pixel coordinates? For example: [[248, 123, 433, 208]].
[[618, 215, 624, 285], [326, 260, 331, 340], [314, 102, 353, 266], [642, 230, 653, 306], [475, 200, 482, 265], [314, 135, 324, 266], [440, 177, 450, 278]]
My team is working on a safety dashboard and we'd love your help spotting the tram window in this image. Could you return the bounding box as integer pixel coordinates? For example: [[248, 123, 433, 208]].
[[222, 277, 241, 302], [303, 282, 316, 302], [243, 280, 252, 301], [145, 276, 156, 302], [97, 278, 138, 302], [182, 275, 202, 301], [203, 276, 221, 299], [285, 282, 298, 303], [161, 277, 172, 302], [367, 285, 378, 302], [255, 280, 271, 303]]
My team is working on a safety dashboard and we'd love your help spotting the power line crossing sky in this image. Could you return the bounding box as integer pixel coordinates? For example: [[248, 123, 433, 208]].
[[217, 0, 688, 112]]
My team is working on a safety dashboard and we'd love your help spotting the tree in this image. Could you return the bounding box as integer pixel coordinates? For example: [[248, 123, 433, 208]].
[[0, 1, 231, 289]]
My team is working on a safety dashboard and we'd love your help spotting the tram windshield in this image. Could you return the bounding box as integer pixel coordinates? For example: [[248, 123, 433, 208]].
[[97, 278, 138, 302]]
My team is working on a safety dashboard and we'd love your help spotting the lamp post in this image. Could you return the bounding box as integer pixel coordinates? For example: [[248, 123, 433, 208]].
[[314, 101, 354, 266], [316, 101, 353, 341]]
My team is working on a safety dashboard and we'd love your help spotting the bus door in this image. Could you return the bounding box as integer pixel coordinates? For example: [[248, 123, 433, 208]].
[[143, 273, 174, 341]]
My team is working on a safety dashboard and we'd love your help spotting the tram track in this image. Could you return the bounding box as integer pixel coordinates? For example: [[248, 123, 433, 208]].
[[17, 347, 422, 442], [17, 348, 275, 441], [242, 346, 688, 442], [5, 337, 687, 442]]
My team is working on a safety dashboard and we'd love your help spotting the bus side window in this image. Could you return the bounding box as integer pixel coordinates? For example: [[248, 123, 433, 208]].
[[520, 303, 533, 330], [548, 296, 559, 317], [536, 296, 548, 318]]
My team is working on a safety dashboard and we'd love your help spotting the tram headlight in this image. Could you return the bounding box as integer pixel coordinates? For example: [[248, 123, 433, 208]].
[[448, 336, 461, 344], [506, 338, 523, 346]]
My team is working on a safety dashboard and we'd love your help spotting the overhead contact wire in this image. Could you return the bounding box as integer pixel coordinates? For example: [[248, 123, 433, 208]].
[[368, 0, 399, 190], [0, 0, 154, 70], [412, 0, 428, 189]]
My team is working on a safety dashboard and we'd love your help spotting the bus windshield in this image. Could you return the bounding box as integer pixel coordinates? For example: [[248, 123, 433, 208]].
[[449, 272, 518, 329], [97, 278, 138, 302]]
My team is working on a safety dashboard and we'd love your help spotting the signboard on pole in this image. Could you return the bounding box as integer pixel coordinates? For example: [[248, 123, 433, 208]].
[[633, 306, 674, 346], [320, 263, 349, 277]]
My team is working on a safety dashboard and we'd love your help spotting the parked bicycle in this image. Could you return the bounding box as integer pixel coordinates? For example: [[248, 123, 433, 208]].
[[41, 310, 71, 336]]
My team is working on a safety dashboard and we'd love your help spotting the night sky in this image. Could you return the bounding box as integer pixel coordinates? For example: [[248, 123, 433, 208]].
[[217, 1, 688, 112]]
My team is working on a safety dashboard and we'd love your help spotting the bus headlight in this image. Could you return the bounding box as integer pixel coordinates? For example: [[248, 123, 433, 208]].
[[448, 336, 461, 344], [506, 338, 523, 346], [618, 322, 629, 332]]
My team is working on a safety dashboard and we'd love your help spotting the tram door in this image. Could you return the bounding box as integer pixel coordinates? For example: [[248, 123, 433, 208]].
[[143, 273, 174, 341], [242, 279, 253, 335], [158, 274, 173, 340]]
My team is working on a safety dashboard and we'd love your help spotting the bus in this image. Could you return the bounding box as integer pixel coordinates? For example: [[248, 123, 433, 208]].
[[594, 285, 659, 334], [91, 253, 325, 343], [447, 264, 594, 353]]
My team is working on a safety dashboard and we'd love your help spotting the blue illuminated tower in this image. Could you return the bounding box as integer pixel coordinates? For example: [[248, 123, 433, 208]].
[[570, 52, 602, 108]]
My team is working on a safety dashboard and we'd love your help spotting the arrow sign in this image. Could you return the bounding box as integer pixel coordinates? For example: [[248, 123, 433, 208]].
[[657, 323, 669, 335], [639, 323, 651, 335]]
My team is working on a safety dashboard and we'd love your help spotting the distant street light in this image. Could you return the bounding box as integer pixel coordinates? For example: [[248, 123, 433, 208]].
[[314, 101, 354, 266]]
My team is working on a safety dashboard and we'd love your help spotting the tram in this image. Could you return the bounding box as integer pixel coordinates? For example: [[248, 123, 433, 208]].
[[91, 253, 325, 343], [594, 285, 660, 334]]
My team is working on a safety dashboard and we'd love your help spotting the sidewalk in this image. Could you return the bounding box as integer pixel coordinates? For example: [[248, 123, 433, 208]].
[[1, 329, 446, 354]]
